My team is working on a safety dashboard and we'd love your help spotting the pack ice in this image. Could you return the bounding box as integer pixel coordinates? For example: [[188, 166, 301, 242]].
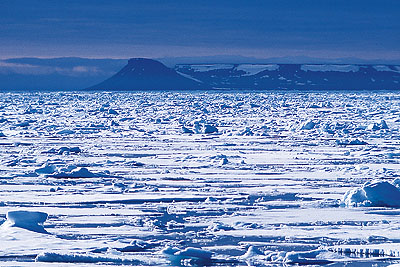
[[1, 91, 400, 266]]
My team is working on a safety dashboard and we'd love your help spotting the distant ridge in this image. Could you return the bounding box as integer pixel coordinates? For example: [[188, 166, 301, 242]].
[[175, 63, 400, 90], [87, 58, 204, 90], [158, 55, 400, 67], [1, 57, 399, 91], [86, 58, 400, 91]]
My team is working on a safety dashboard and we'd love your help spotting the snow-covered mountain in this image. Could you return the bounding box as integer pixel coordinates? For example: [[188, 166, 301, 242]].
[[176, 63, 400, 90], [1, 57, 399, 91], [88, 59, 400, 90]]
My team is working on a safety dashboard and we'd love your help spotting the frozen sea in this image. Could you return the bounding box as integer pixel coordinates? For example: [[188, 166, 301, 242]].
[[1, 91, 400, 266]]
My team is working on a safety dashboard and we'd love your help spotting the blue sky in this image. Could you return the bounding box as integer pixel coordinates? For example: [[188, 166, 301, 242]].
[[1, 0, 399, 60]]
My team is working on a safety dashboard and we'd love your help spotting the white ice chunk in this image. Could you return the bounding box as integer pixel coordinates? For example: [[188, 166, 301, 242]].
[[175, 247, 212, 259], [182, 126, 194, 134], [2, 210, 48, 234], [284, 249, 337, 264], [108, 108, 118, 115], [239, 246, 264, 259], [342, 180, 400, 207], [49, 167, 113, 179], [57, 129, 75, 135], [202, 124, 218, 134], [162, 246, 212, 264], [367, 120, 389, 131], [301, 120, 317, 130], [35, 164, 57, 174]]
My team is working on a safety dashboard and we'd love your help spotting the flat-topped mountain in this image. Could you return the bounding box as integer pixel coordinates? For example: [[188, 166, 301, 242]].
[[87, 58, 400, 90], [87, 58, 203, 90]]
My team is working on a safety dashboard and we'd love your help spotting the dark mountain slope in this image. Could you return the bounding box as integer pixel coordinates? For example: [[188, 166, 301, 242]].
[[87, 58, 204, 90]]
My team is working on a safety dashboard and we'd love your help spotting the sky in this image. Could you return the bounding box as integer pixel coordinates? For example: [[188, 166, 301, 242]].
[[1, 0, 399, 60]]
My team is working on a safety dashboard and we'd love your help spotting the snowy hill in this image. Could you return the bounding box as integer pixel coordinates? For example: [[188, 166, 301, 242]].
[[88, 58, 203, 90]]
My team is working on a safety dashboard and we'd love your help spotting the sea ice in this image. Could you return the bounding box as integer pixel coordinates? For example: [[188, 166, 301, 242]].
[[181, 126, 194, 134], [238, 127, 254, 136], [202, 124, 218, 134], [35, 163, 57, 174], [36, 251, 141, 264], [108, 108, 119, 115], [301, 120, 317, 130], [57, 146, 82, 154], [2, 210, 48, 234], [1, 92, 400, 266], [162, 246, 212, 265], [342, 179, 400, 207], [283, 249, 336, 264], [48, 167, 112, 179], [57, 129, 75, 135], [15, 121, 31, 127], [336, 138, 368, 145], [367, 120, 389, 131], [239, 246, 264, 259]]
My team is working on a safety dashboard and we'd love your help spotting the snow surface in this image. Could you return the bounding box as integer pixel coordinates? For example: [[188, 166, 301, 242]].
[[187, 64, 234, 72], [1, 91, 400, 266], [301, 64, 360, 72], [235, 64, 279, 76], [373, 65, 400, 73]]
